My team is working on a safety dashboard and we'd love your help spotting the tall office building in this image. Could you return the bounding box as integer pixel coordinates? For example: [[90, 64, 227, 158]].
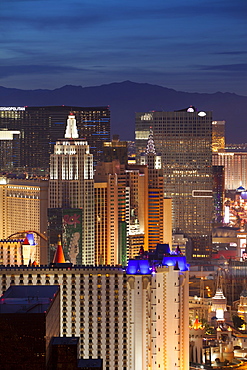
[[0, 256, 189, 370], [0, 176, 49, 264], [136, 107, 213, 259], [0, 105, 110, 169], [49, 114, 94, 265], [0, 129, 21, 169]]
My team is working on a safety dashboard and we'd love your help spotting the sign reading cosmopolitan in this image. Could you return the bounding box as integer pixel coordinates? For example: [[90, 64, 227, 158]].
[[0, 107, 25, 111]]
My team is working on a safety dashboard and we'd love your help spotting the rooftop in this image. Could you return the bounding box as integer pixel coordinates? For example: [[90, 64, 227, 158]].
[[0, 285, 59, 314], [78, 359, 103, 368], [52, 337, 79, 346]]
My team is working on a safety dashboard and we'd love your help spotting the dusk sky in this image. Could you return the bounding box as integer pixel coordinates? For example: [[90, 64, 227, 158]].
[[1, 0, 247, 95]]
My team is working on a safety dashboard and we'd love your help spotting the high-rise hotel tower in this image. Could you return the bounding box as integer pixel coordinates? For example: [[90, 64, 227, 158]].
[[140, 129, 167, 251], [49, 114, 94, 265], [136, 107, 213, 259]]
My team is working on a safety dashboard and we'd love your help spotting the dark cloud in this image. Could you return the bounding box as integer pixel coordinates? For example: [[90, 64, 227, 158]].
[[0, 65, 87, 79], [200, 64, 247, 72], [214, 51, 247, 55], [0, 14, 103, 31], [1, 0, 246, 32]]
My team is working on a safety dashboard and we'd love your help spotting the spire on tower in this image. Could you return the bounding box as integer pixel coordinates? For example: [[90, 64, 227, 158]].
[[145, 127, 156, 155], [64, 113, 79, 139]]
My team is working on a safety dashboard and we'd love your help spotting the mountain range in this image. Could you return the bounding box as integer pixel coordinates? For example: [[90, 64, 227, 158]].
[[0, 80, 246, 143]]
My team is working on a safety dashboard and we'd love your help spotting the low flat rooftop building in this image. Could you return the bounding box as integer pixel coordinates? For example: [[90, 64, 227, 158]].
[[0, 285, 60, 370]]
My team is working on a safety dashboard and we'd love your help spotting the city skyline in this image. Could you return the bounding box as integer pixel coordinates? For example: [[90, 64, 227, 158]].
[[0, 0, 247, 365], [1, 0, 246, 95]]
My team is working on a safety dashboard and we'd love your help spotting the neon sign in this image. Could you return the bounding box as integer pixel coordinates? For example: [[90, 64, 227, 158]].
[[63, 214, 80, 228], [0, 107, 25, 111]]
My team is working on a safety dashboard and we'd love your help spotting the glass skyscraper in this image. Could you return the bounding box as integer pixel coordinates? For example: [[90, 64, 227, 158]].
[[135, 107, 213, 259], [0, 105, 110, 169]]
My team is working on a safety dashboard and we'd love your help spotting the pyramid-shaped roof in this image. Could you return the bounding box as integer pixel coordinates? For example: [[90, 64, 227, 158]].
[[22, 237, 30, 245], [53, 236, 65, 264]]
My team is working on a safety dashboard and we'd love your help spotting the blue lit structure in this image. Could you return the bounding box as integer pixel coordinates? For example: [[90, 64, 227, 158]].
[[126, 243, 189, 274], [126, 259, 150, 275], [26, 233, 36, 246], [161, 255, 188, 271]]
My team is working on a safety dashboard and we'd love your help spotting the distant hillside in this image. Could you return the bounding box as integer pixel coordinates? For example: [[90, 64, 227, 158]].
[[0, 81, 246, 142]]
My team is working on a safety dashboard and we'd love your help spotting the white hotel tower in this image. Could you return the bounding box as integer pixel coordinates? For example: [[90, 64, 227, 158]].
[[49, 114, 95, 265]]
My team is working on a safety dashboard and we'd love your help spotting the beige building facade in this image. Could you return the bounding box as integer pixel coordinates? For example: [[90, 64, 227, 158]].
[[0, 177, 48, 264], [0, 263, 189, 370], [213, 152, 247, 190]]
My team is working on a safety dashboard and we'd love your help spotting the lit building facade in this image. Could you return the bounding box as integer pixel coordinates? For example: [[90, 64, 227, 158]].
[[94, 161, 149, 265], [238, 289, 247, 325], [163, 198, 173, 248], [94, 182, 109, 265], [128, 232, 145, 258], [0, 105, 110, 169], [136, 107, 213, 259], [103, 135, 128, 165], [49, 114, 95, 265], [0, 129, 21, 169], [212, 165, 225, 223], [125, 166, 149, 255], [0, 260, 189, 370], [212, 120, 225, 153], [94, 162, 122, 266], [212, 152, 247, 190], [0, 235, 38, 266], [0, 177, 48, 264]]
